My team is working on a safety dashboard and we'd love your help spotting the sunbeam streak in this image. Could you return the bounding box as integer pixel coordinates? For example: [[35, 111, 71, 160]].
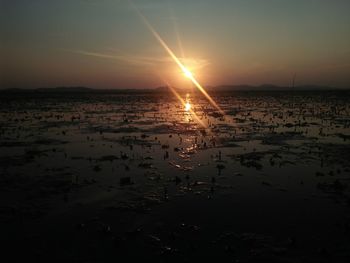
[[130, 1, 225, 116]]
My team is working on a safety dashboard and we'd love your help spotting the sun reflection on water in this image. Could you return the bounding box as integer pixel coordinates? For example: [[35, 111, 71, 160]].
[[184, 93, 192, 112], [185, 102, 191, 112], [184, 93, 193, 122]]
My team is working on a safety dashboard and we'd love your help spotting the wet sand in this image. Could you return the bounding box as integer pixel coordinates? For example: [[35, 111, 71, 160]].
[[1, 90, 350, 262]]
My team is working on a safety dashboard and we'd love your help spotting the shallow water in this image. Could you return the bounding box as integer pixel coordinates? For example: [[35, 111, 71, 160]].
[[1, 90, 350, 262]]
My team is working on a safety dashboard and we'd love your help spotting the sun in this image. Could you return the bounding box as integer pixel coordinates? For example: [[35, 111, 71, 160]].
[[183, 67, 193, 79]]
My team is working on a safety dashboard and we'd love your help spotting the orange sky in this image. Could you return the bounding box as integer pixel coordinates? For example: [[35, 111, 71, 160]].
[[1, 0, 350, 89]]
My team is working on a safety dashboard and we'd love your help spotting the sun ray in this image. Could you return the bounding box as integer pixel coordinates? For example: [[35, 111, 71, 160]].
[[130, 1, 225, 116]]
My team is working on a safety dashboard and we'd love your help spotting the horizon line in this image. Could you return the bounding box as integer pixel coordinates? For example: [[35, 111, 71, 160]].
[[1, 84, 349, 92]]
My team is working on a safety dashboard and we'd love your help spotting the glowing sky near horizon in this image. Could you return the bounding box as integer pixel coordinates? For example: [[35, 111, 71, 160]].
[[1, 0, 350, 89]]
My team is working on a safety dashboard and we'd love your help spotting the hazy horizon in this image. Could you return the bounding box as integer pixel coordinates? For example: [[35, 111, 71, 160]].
[[1, 0, 350, 89], [1, 83, 348, 91]]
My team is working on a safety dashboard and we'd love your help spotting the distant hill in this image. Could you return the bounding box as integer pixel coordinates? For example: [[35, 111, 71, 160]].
[[0, 84, 344, 94], [37, 87, 92, 92], [211, 84, 336, 91], [1, 86, 93, 93], [0, 86, 155, 94]]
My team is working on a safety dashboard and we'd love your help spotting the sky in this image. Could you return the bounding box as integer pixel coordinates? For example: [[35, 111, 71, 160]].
[[1, 0, 350, 89]]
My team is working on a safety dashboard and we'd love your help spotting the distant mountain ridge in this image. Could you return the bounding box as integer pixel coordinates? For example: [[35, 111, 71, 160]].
[[210, 84, 337, 91], [0, 84, 345, 93]]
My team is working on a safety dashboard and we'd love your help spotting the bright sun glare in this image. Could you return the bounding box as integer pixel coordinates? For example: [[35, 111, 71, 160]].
[[183, 68, 193, 79]]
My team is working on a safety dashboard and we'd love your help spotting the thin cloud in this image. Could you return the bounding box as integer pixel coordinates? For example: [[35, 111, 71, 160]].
[[62, 49, 155, 66], [61, 49, 210, 69]]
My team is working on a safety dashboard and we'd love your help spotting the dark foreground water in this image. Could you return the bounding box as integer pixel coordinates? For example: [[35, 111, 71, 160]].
[[1, 90, 350, 262]]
